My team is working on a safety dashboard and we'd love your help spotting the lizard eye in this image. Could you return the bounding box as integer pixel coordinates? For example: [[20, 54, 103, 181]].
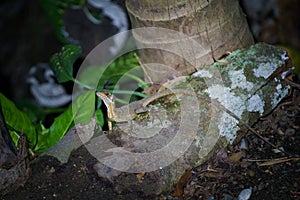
[[97, 91, 114, 101]]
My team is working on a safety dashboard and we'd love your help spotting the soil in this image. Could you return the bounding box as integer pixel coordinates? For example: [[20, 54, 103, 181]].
[[2, 146, 148, 200]]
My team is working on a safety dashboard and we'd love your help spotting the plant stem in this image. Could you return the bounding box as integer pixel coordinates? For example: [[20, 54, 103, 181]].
[[123, 73, 148, 88], [73, 78, 148, 104], [107, 90, 147, 98], [73, 78, 94, 90]]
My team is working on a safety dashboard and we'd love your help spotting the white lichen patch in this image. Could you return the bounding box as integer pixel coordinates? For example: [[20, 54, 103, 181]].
[[247, 94, 265, 115], [205, 85, 245, 117], [253, 54, 285, 79], [204, 84, 246, 143], [191, 69, 213, 78], [273, 84, 290, 107], [218, 113, 240, 143], [229, 69, 253, 91], [253, 62, 278, 79]]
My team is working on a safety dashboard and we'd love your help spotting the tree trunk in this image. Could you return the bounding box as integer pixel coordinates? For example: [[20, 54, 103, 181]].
[[0, 105, 30, 195], [126, 0, 254, 85]]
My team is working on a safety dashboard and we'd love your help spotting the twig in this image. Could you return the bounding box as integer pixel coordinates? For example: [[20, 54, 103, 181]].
[[284, 78, 300, 89], [244, 156, 300, 166], [133, 53, 153, 84]]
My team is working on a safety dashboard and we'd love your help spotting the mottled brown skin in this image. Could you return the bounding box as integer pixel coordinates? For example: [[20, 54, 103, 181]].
[[96, 89, 199, 124]]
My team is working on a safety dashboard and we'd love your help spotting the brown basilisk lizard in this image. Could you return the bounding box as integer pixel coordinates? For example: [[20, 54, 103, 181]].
[[96, 89, 280, 150], [96, 89, 197, 130]]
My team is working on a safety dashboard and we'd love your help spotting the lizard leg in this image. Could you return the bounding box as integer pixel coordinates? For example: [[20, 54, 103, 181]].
[[108, 121, 112, 131]]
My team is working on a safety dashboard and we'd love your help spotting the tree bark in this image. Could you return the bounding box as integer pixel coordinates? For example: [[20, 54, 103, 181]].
[[0, 105, 17, 169], [126, 0, 254, 85], [0, 104, 30, 195]]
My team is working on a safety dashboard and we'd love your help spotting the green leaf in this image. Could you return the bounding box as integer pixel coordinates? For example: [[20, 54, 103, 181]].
[[46, 104, 73, 151], [50, 44, 82, 83], [95, 109, 104, 127], [0, 93, 36, 147], [8, 130, 20, 147], [33, 123, 50, 153], [72, 90, 95, 124], [98, 51, 142, 88], [77, 65, 106, 87], [44, 90, 95, 151], [77, 51, 144, 90]]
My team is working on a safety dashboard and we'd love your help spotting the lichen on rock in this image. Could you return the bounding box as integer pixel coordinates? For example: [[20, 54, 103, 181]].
[[91, 43, 293, 196]]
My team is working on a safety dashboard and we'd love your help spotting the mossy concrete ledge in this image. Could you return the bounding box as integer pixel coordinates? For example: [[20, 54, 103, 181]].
[[89, 43, 293, 196]]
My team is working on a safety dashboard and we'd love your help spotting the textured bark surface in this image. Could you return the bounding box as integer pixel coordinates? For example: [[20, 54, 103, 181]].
[[126, 0, 254, 84], [0, 106, 30, 195]]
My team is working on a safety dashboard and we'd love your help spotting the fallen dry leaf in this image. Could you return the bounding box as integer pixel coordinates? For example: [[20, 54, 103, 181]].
[[226, 151, 245, 163], [136, 172, 145, 183], [172, 171, 193, 197]]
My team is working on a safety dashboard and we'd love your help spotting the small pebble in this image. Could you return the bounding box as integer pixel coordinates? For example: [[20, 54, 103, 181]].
[[239, 138, 249, 150], [48, 166, 56, 174], [237, 187, 252, 200], [272, 146, 285, 154]]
